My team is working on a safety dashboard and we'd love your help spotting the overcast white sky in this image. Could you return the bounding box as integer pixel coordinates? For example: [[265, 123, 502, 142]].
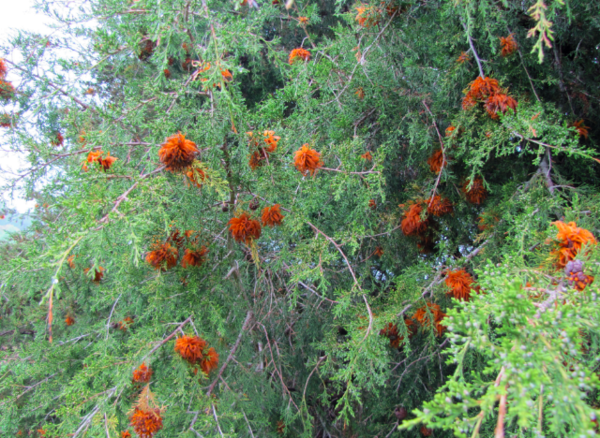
[[0, 0, 50, 213]]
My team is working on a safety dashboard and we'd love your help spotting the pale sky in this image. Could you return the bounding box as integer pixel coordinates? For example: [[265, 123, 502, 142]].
[[0, 0, 49, 213]]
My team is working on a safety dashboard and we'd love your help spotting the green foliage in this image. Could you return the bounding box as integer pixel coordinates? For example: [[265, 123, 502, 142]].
[[1, 0, 600, 437]]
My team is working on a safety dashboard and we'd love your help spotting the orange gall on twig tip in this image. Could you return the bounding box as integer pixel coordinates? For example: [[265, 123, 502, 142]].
[[413, 302, 446, 337], [445, 269, 477, 301], [158, 133, 198, 172], [551, 221, 597, 269], [181, 247, 208, 268], [84, 266, 104, 282], [456, 52, 470, 64], [145, 242, 178, 270], [500, 33, 518, 57], [462, 177, 488, 205], [427, 149, 446, 174], [175, 335, 207, 365], [401, 203, 427, 236], [426, 195, 453, 217], [261, 204, 284, 227], [132, 363, 153, 383], [288, 48, 311, 64], [228, 212, 261, 243], [130, 407, 163, 437], [294, 144, 322, 176]]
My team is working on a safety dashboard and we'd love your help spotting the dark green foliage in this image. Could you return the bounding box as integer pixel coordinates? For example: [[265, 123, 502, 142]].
[[1, 0, 600, 437]]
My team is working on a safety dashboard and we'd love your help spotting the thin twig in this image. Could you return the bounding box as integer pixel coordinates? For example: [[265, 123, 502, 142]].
[[206, 311, 254, 396], [105, 294, 121, 340], [138, 316, 193, 364]]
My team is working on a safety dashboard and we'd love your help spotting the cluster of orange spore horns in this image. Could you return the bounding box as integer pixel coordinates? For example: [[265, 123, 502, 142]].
[[174, 335, 220, 375]]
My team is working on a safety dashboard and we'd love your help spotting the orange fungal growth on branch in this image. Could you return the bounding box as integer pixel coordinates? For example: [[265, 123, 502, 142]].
[[500, 34, 518, 57], [65, 316, 75, 326], [100, 152, 118, 171], [401, 203, 427, 236], [0, 58, 6, 78], [552, 221, 597, 269], [146, 242, 178, 270], [220, 69, 233, 82], [571, 120, 589, 139], [119, 317, 134, 331], [133, 363, 153, 383], [413, 302, 446, 337], [130, 407, 163, 437], [229, 212, 261, 243], [484, 93, 517, 119], [445, 269, 476, 301], [462, 76, 517, 119], [200, 347, 219, 374], [355, 4, 379, 27], [369, 199, 377, 210], [380, 319, 415, 348], [0, 113, 11, 128], [456, 52, 470, 64], [361, 151, 372, 161], [121, 432, 132, 438], [181, 247, 208, 268], [427, 149, 446, 174], [52, 132, 64, 147], [84, 266, 104, 282], [175, 335, 207, 365], [248, 150, 266, 170], [288, 48, 311, 64], [159, 133, 198, 172], [466, 76, 500, 101], [373, 246, 384, 257], [426, 195, 453, 217], [0, 80, 15, 101], [445, 126, 456, 136], [263, 130, 280, 152], [261, 204, 284, 227], [186, 167, 206, 188], [294, 144, 322, 176], [462, 177, 488, 205]]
